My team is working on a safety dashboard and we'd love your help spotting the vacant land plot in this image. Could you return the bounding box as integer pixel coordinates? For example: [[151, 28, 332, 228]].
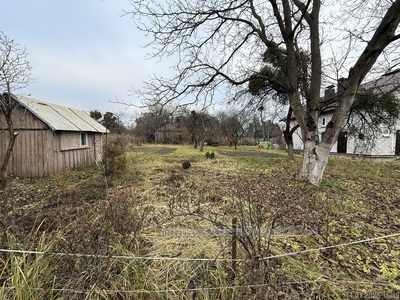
[[1, 144, 399, 299]]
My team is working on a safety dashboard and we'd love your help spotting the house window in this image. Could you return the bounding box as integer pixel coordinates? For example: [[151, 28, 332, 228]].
[[381, 128, 390, 137], [80, 132, 88, 146], [321, 117, 326, 127]]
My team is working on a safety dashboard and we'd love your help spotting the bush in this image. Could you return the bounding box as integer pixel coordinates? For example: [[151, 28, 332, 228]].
[[182, 160, 191, 169], [206, 151, 216, 159], [103, 140, 127, 177], [259, 141, 271, 149]]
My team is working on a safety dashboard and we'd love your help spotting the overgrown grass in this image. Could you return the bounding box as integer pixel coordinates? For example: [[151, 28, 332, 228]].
[[0, 227, 59, 299], [1, 144, 399, 299]]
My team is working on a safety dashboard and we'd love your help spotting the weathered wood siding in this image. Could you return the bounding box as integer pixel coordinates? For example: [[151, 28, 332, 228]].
[[155, 124, 184, 144], [0, 105, 105, 177]]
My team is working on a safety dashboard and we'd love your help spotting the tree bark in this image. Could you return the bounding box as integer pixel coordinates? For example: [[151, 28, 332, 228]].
[[300, 139, 331, 186], [287, 143, 294, 160], [199, 140, 205, 152], [283, 106, 300, 160]]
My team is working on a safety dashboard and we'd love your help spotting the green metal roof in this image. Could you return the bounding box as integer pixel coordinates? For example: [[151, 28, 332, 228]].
[[14, 95, 108, 133]]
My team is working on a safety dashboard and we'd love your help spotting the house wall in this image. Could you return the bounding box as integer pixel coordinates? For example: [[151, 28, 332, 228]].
[[155, 125, 183, 143], [288, 73, 400, 157], [291, 111, 400, 156], [0, 106, 105, 177], [292, 129, 304, 151], [59, 132, 83, 150]]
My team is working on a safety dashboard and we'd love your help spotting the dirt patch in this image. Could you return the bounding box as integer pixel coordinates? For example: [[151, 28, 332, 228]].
[[154, 147, 177, 155], [130, 146, 177, 155], [218, 149, 284, 158]]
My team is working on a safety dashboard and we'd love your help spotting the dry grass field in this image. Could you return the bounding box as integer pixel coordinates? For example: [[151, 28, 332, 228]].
[[1, 144, 400, 299]]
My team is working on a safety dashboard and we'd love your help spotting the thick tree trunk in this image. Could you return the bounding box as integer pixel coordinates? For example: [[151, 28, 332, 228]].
[[199, 140, 205, 152], [283, 107, 299, 160], [300, 140, 332, 186], [287, 143, 294, 160], [298, 0, 400, 186]]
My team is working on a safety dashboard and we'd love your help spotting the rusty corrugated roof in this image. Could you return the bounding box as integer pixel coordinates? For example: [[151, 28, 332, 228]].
[[14, 95, 108, 133]]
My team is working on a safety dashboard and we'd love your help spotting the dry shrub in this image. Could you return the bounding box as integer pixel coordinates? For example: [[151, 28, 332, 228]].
[[48, 187, 154, 298], [103, 139, 127, 177], [101, 189, 153, 249], [163, 169, 325, 297]]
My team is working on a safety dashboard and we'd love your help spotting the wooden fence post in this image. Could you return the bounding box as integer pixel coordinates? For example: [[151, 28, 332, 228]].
[[231, 217, 237, 280]]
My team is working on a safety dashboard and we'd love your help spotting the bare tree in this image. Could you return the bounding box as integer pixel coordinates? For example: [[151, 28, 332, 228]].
[[127, 0, 400, 185], [181, 110, 212, 151], [0, 32, 32, 190], [132, 105, 174, 142], [218, 110, 249, 149], [248, 48, 306, 159]]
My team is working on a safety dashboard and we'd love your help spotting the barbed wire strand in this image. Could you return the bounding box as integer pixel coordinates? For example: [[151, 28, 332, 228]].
[[0, 231, 398, 263]]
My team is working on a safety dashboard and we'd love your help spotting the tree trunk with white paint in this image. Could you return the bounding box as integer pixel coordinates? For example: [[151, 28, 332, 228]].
[[301, 140, 332, 186]]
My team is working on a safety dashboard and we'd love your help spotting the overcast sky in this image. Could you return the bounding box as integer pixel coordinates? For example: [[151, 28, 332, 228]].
[[1, 0, 163, 117]]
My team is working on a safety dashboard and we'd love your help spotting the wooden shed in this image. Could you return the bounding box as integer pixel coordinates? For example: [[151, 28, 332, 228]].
[[0, 94, 108, 178], [155, 123, 184, 144]]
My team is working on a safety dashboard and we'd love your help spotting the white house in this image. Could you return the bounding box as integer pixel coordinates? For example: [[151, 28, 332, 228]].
[[292, 69, 400, 157]]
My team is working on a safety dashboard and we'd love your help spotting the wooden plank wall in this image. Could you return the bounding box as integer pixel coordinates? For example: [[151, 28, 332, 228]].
[[0, 106, 105, 178], [5, 131, 104, 177]]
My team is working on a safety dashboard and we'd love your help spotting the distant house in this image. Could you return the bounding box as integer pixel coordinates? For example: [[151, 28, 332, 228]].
[[155, 123, 184, 144], [0, 94, 108, 177], [292, 69, 400, 157]]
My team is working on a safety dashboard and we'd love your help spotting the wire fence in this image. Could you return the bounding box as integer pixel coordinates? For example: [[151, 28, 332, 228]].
[[1, 231, 399, 297], [0, 231, 398, 262]]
